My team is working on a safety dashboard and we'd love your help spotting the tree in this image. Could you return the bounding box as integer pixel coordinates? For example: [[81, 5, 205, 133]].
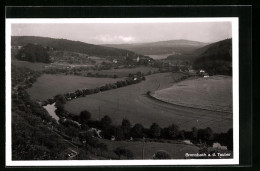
[[226, 128, 233, 150], [131, 123, 144, 138], [100, 115, 112, 130], [178, 130, 185, 140], [79, 110, 91, 123], [115, 126, 125, 141], [55, 101, 65, 116], [121, 119, 132, 139], [149, 123, 161, 138], [136, 71, 142, 77], [116, 81, 123, 88], [167, 124, 179, 139], [54, 94, 66, 104], [153, 150, 172, 159], [215, 128, 233, 150], [75, 89, 83, 97], [198, 127, 214, 145], [192, 127, 198, 142]]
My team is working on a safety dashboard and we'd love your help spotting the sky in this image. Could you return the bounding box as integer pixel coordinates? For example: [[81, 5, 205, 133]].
[[12, 22, 232, 44]]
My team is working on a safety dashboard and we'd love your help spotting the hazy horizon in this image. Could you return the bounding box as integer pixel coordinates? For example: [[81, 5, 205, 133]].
[[12, 22, 232, 45]]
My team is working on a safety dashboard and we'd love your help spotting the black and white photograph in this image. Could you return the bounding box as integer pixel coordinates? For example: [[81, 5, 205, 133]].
[[5, 18, 239, 166]]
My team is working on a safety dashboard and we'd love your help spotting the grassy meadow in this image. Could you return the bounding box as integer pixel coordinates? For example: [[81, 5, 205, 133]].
[[152, 75, 232, 113], [27, 74, 121, 101]]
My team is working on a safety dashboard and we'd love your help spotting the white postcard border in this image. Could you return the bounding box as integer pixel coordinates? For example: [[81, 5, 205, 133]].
[[5, 18, 239, 166]]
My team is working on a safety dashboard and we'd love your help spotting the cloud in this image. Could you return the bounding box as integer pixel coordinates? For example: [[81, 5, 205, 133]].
[[94, 35, 136, 44]]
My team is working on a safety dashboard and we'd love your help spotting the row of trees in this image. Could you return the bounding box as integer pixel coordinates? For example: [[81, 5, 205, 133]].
[[60, 107, 233, 151]]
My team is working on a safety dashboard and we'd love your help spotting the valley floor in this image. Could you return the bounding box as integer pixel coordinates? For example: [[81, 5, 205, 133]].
[[64, 73, 232, 133]]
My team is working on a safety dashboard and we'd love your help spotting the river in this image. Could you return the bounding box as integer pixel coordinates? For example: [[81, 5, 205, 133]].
[[43, 103, 60, 123]]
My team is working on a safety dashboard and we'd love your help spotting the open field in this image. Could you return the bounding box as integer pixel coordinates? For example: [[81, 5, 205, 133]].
[[65, 73, 232, 133], [92, 139, 199, 159], [27, 74, 121, 101], [152, 75, 232, 113]]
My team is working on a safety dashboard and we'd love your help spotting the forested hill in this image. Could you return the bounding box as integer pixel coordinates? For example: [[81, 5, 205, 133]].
[[193, 38, 232, 75], [11, 36, 140, 58]]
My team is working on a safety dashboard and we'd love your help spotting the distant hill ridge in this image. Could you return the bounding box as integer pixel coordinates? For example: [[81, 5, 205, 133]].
[[166, 38, 232, 61], [11, 36, 141, 58], [193, 38, 232, 57], [102, 39, 208, 55]]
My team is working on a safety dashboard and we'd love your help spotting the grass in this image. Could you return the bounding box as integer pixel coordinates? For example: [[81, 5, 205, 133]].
[[65, 73, 232, 133], [152, 75, 232, 113], [27, 74, 121, 101], [90, 138, 199, 159]]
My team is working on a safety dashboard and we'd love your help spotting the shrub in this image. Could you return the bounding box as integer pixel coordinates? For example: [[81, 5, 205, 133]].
[[79, 110, 91, 123], [153, 150, 172, 159], [113, 147, 134, 159]]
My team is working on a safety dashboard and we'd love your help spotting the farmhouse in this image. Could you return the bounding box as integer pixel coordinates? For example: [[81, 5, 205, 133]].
[[198, 69, 210, 77]]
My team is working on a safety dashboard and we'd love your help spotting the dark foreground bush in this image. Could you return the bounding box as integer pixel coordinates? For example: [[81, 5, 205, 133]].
[[153, 150, 172, 159]]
